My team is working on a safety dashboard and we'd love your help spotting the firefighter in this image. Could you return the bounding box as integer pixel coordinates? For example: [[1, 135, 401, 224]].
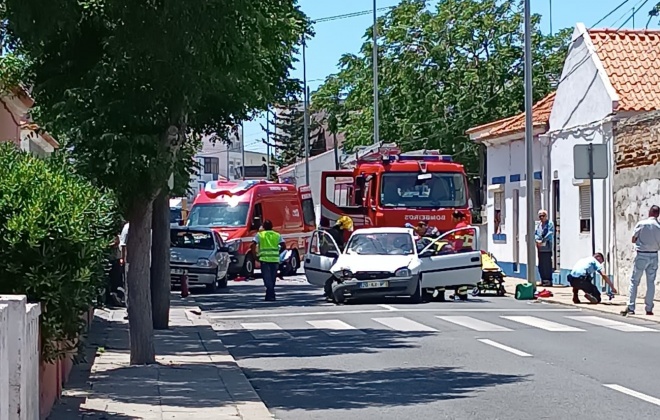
[[251, 219, 285, 301], [451, 211, 474, 252], [323, 216, 354, 300]]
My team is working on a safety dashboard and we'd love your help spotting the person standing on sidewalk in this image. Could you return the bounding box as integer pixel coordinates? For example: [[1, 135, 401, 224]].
[[568, 252, 617, 304], [621, 205, 660, 316], [252, 219, 285, 301], [535, 209, 555, 287]]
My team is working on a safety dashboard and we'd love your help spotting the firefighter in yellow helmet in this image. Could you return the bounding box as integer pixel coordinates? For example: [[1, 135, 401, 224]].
[[322, 216, 354, 300]]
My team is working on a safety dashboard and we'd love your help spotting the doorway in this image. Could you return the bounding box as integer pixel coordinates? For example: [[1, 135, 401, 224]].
[[512, 189, 520, 272], [552, 179, 560, 271]]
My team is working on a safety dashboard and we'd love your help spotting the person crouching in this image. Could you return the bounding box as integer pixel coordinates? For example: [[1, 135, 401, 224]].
[[567, 252, 617, 304]]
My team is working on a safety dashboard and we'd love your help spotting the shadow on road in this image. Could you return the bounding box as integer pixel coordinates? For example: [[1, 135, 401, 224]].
[[220, 327, 439, 360], [244, 366, 529, 411]]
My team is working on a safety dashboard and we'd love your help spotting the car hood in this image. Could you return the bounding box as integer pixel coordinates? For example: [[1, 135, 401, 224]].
[[331, 254, 414, 274], [170, 248, 213, 264]]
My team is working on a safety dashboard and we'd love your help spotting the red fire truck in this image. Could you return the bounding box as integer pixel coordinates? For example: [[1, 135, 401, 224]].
[[320, 143, 472, 233]]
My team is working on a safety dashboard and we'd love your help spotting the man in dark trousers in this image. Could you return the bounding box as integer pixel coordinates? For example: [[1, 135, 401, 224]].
[[252, 219, 285, 301], [535, 209, 555, 287], [567, 252, 617, 304]]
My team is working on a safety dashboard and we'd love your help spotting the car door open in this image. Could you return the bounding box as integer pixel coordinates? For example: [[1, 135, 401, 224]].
[[304, 230, 341, 287], [418, 226, 482, 289]]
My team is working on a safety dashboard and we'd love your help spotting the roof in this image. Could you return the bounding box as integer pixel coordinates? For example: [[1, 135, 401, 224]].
[[466, 92, 555, 141], [588, 29, 660, 112], [20, 122, 60, 149]]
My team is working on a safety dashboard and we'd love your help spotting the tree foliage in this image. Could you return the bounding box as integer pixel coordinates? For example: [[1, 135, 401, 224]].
[[313, 0, 571, 173], [0, 144, 120, 362], [271, 96, 325, 168], [3, 0, 309, 363]]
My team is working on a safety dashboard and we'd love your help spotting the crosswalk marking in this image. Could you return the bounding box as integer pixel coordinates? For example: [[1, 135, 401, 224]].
[[501, 316, 584, 332], [437, 316, 512, 332], [241, 322, 292, 339], [372, 317, 437, 332], [566, 316, 658, 332], [306, 319, 365, 336]]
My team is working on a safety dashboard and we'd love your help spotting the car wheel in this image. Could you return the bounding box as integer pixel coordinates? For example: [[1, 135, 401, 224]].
[[410, 276, 423, 304], [206, 270, 218, 293], [286, 252, 299, 276], [242, 254, 255, 278]]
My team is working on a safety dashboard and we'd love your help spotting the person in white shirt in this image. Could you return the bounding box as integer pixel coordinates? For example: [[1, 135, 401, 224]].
[[622, 205, 660, 316], [118, 222, 152, 267]]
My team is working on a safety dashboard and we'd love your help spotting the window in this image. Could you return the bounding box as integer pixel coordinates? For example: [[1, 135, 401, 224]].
[[579, 185, 591, 232], [493, 191, 504, 233], [170, 230, 216, 250], [252, 203, 263, 230], [380, 172, 468, 208], [309, 232, 321, 255], [301, 198, 316, 226], [204, 157, 219, 175]]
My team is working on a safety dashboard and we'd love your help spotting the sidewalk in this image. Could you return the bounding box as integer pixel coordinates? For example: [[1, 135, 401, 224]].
[[504, 277, 660, 323], [48, 305, 273, 420]]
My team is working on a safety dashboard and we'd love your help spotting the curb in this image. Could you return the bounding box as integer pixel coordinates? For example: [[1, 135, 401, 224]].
[[184, 307, 276, 420]]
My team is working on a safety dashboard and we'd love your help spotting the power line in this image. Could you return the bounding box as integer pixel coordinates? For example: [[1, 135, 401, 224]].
[[313, 7, 394, 24], [592, 0, 633, 27]]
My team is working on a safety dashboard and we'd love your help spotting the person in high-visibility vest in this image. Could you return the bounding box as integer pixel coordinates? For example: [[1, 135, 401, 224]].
[[251, 219, 285, 301]]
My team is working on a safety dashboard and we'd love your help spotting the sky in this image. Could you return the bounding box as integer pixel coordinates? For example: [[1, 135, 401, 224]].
[[242, 0, 660, 153]]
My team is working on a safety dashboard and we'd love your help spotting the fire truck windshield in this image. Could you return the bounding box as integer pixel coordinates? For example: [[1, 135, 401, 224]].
[[187, 203, 249, 227], [380, 172, 467, 208]]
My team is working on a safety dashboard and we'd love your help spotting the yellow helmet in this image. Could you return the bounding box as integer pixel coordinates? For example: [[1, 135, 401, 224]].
[[336, 216, 354, 231]]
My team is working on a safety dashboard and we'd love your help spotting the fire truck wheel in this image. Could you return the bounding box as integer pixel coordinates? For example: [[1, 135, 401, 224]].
[[242, 254, 255, 278]]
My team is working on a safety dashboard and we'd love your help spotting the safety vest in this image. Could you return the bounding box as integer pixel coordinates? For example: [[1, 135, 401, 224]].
[[257, 230, 281, 263]]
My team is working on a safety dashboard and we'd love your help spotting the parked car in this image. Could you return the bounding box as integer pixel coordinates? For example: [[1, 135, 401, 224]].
[[170, 227, 230, 292], [304, 226, 481, 303]]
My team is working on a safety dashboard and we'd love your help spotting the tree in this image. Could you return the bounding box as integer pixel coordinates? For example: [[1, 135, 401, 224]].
[[4, 0, 308, 364], [271, 95, 325, 168], [313, 0, 571, 173]]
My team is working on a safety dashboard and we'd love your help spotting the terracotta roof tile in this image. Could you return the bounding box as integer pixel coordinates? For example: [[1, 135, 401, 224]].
[[588, 29, 660, 112], [467, 92, 555, 140]]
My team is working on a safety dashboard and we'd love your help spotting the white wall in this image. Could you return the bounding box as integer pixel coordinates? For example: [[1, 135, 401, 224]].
[[485, 136, 545, 273]]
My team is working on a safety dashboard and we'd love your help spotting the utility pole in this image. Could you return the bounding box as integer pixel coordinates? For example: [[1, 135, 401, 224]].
[[240, 122, 245, 180], [549, 0, 553, 33], [372, 0, 380, 145], [225, 136, 230, 180], [524, 0, 536, 288], [266, 108, 271, 179], [302, 37, 310, 186]]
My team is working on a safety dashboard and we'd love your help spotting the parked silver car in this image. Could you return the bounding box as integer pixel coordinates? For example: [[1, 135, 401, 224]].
[[170, 227, 230, 293]]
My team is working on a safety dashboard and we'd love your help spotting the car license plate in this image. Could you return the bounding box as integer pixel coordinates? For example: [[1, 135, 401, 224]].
[[359, 281, 388, 289], [171, 268, 184, 275]]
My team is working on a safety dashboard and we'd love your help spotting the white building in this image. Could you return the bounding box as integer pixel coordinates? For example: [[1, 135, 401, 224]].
[[467, 93, 554, 281], [468, 24, 660, 297], [186, 131, 274, 199]]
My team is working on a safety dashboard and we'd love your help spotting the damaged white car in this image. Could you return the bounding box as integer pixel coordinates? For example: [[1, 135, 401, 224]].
[[304, 226, 482, 304]]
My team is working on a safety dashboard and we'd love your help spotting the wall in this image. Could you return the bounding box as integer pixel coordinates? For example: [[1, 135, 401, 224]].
[[485, 135, 544, 279], [0, 104, 20, 146], [612, 112, 660, 300]]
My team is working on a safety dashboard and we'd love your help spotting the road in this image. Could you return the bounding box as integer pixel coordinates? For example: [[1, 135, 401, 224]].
[[191, 271, 660, 420]]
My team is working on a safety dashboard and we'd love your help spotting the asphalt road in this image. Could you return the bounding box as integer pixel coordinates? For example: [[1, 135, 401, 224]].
[[192, 271, 660, 420]]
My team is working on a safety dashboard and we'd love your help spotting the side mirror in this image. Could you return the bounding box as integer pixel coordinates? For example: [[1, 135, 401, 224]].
[[325, 249, 339, 259], [217, 246, 230, 253], [419, 249, 434, 258]]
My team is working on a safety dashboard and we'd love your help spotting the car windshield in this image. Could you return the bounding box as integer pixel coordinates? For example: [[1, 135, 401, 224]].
[[187, 203, 249, 227], [346, 232, 415, 255], [170, 230, 215, 250], [380, 172, 468, 208]]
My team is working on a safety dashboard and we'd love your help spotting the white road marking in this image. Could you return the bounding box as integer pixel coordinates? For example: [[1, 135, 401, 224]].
[[501, 316, 585, 332], [241, 322, 292, 339], [211, 308, 582, 320], [437, 316, 512, 332], [379, 304, 399, 311], [477, 339, 532, 357], [372, 317, 437, 332], [603, 384, 660, 407], [566, 316, 658, 332], [306, 319, 365, 336]]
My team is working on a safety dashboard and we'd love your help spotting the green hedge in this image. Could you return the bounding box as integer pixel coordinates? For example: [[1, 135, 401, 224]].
[[0, 144, 119, 362]]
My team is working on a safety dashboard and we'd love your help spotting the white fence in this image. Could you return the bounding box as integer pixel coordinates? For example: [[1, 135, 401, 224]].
[[0, 295, 41, 420]]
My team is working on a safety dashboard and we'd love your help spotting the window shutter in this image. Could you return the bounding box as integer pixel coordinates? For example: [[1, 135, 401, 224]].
[[579, 185, 591, 219], [534, 188, 542, 216]]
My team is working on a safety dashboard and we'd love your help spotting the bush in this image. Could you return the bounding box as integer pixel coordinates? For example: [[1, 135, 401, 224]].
[[0, 144, 120, 362]]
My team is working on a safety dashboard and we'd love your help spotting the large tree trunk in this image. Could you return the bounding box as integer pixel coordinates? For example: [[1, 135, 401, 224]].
[[126, 198, 156, 364], [151, 189, 171, 330]]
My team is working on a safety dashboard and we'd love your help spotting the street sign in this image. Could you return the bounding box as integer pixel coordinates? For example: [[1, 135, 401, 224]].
[[573, 144, 609, 180]]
